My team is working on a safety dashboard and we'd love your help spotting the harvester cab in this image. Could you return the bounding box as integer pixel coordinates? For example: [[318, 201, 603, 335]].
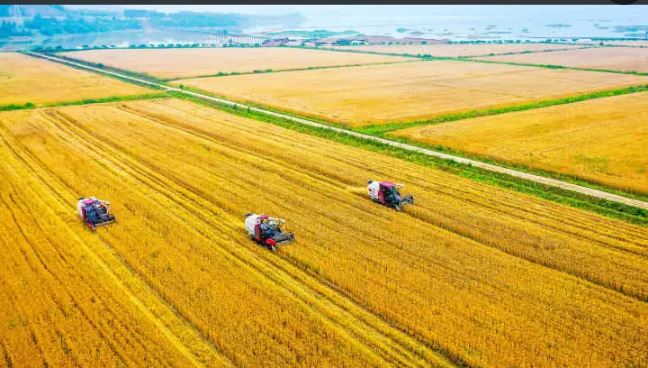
[[245, 213, 295, 251], [367, 180, 414, 211], [77, 197, 116, 231]]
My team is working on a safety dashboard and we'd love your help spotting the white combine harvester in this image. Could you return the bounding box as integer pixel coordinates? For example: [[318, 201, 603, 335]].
[[367, 180, 414, 211], [244, 213, 295, 251]]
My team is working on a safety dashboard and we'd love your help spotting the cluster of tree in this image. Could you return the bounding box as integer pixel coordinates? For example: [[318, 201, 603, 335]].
[[0, 5, 304, 41], [33, 41, 263, 53], [1, 15, 142, 38], [23, 14, 141, 36], [0, 20, 31, 37]]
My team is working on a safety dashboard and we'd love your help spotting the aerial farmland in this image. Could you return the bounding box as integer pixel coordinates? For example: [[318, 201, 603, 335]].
[[1, 4, 648, 368], [172, 60, 647, 126], [2, 97, 647, 368]]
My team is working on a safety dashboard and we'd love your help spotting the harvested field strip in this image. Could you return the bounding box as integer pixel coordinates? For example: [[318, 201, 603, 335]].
[[0, 109, 454, 367], [0, 133, 232, 368], [2, 100, 645, 367]]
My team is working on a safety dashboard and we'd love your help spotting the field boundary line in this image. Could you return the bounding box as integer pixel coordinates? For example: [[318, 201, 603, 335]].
[[0, 92, 167, 112], [27, 51, 648, 212], [165, 59, 420, 81], [297, 44, 648, 76], [310, 44, 596, 59]]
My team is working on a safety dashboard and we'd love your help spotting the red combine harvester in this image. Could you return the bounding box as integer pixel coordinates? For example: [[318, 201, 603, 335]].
[[77, 197, 116, 231], [244, 213, 295, 251], [367, 180, 414, 211]]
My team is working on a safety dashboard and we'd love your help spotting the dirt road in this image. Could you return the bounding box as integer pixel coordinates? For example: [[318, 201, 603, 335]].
[[28, 52, 648, 211]]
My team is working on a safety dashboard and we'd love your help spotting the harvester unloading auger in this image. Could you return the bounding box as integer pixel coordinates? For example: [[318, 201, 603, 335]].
[[245, 213, 295, 251], [367, 180, 414, 211], [77, 197, 115, 231]]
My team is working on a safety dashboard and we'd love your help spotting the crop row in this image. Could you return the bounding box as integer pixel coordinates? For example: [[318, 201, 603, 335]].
[[1, 99, 645, 367]]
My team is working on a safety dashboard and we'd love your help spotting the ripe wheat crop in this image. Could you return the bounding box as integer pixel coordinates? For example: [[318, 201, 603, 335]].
[[60, 47, 409, 79], [1, 98, 646, 367], [478, 46, 648, 73], [391, 91, 648, 195], [0, 53, 152, 106], [172, 60, 648, 126]]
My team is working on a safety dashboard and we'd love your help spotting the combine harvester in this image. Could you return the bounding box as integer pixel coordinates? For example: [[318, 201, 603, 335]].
[[77, 197, 116, 231], [245, 213, 295, 252], [367, 180, 414, 211]]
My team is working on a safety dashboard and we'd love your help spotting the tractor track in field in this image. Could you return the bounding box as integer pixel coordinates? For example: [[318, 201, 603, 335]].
[[26, 52, 648, 212], [0, 126, 234, 368], [0, 191, 135, 368], [41, 108, 461, 367]]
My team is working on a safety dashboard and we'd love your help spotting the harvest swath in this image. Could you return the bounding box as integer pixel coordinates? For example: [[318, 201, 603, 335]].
[[172, 60, 648, 126], [1, 98, 646, 368], [331, 43, 585, 57], [479, 46, 648, 72], [391, 91, 648, 195], [0, 52, 152, 106], [59, 47, 409, 79]]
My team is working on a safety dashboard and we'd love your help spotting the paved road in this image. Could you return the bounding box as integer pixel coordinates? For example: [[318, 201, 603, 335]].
[[29, 52, 648, 211]]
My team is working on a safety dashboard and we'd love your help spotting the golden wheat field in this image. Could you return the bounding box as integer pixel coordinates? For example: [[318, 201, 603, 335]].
[[58, 47, 409, 79], [478, 46, 648, 72], [0, 52, 152, 106], [391, 92, 648, 195], [331, 43, 585, 57], [1, 98, 647, 368], [173, 60, 648, 126]]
